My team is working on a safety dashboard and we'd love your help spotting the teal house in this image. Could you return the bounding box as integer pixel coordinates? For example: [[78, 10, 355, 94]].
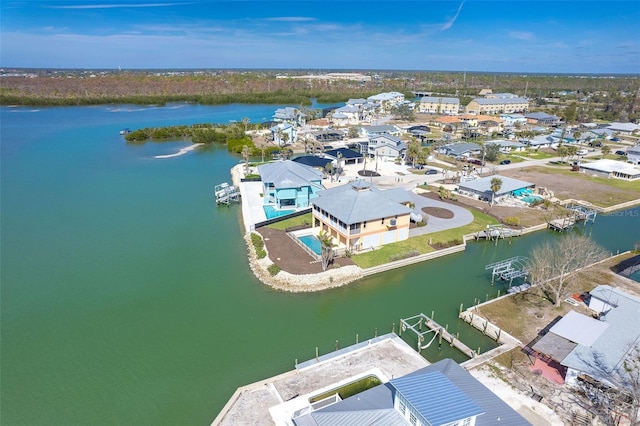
[[257, 160, 324, 210]]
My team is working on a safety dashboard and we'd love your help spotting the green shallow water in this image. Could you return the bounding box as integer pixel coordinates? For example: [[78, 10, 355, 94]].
[[1, 104, 638, 425]]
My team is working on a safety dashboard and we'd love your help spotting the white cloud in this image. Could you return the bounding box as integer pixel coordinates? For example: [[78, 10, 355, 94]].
[[442, 0, 465, 31]]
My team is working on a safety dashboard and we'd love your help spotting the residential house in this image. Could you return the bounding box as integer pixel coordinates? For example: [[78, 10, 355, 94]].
[[607, 122, 640, 135], [525, 135, 554, 149], [329, 105, 361, 126], [531, 286, 640, 393], [359, 124, 403, 138], [485, 140, 527, 153], [270, 122, 297, 145], [324, 147, 364, 166], [257, 160, 324, 209], [525, 112, 561, 126], [367, 91, 406, 113], [438, 142, 482, 158], [273, 107, 306, 127], [364, 133, 407, 161], [465, 96, 529, 115], [500, 113, 528, 126], [627, 144, 640, 165], [310, 180, 412, 252], [457, 175, 535, 203], [292, 358, 530, 426], [578, 159, 640, 180], [418, 96, 460, 115]]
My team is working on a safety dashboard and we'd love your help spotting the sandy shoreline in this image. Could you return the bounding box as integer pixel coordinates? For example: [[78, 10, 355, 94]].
[[154, 143, 203, 159]]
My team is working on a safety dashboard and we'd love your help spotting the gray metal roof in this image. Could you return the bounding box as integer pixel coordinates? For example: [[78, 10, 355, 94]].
[[393, 371, 484, 425], [441, 142, 482, 156], [294, 358, 530, 426], [561, 286, 640, 390], [472, 97, 528, 105], [549, 310, 609, 346], [525, 112, 559, 120], [486, 140, 527, 149], [458, 175, 534, 197], [258, 160, 323, 190], [312, 181, 412, 225], [419, 96, 460, 104]]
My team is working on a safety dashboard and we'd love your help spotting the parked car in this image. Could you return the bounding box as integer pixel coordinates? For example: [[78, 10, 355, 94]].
[[468, 158, 485, 166], [499, 159, 511, 165], [425, 168, 438, 175], [615, 150, 627, 156], [611, 137, 621, 142], [577, 149, 589, 156]]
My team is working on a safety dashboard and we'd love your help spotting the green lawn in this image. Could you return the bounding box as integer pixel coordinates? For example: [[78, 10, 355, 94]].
[[518, 149, 557, 160], [266, 213, 313, 230], [350, 210, 498, 269]]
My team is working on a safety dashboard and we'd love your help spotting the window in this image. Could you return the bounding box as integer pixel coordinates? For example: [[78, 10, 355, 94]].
[[409, 412, 417, 425], [398, 401, 406, 415]]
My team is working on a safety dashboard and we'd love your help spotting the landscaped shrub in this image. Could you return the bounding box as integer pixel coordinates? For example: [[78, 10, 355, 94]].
[[267, 264, 280, 276], [503, 216, 521, 227], [250, 233, 266, 259]]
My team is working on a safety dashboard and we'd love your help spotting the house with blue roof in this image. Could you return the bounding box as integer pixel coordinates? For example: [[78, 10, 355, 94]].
[[292, 358, 530, 426], [257, 160, 324, 209], [270, 122, 298, 146], [273, 107, 306, 127]]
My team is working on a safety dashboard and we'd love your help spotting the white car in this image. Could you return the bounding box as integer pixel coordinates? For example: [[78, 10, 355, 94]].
[[577, 149, 589, 156]]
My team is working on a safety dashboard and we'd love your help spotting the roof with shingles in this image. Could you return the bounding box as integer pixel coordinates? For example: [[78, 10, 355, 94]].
[[258, 160, 323, 189], [312, 180, 411, 225]]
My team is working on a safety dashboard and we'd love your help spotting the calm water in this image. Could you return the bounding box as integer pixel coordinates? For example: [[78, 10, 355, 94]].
[[1, 104, 638, 425]]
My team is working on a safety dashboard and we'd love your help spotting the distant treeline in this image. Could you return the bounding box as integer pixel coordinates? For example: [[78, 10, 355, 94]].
[[2, 70, 639, 107]]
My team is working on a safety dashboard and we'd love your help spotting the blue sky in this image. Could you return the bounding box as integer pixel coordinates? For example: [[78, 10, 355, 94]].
[[1, 1, 639, 73]]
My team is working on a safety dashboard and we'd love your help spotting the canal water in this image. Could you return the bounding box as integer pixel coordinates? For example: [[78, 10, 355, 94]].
[[1, 104, 638, 425]]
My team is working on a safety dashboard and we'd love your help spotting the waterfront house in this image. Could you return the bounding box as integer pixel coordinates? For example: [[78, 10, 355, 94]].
[[367, 91, 405, 113], [457, 175, 535, 203], [578, 159, 640, 180], [531, 286, 640, 394], [292, 358, 530, 426], [257, 160, 324, 209], [273, 107, 306, 127], [418, 96, 460, 115], [310, 180, 412, 252], [270, 123, 298, 146]]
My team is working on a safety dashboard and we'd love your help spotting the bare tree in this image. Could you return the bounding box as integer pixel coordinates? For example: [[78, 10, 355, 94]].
[[528, 234, 608, 307]]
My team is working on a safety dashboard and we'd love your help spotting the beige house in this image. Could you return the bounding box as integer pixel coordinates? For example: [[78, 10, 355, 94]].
[[418, 96, 460, 114], [466, 94, 529, 115], [311, 180, 412, 252]]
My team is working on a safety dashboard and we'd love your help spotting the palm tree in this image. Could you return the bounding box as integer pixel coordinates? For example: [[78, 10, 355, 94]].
[[241, 145, 250, 175], [318, 231, 337, 271], [490, 177, 502, 206]]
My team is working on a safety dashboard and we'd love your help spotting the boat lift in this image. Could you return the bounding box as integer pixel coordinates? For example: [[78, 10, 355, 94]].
[[215, 182, 240, 205], [485, 256, 530, 286]]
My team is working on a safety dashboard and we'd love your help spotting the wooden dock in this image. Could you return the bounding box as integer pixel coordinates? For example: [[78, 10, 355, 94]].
[[548, 217, 576, 231], [400, 313, 476, 359]]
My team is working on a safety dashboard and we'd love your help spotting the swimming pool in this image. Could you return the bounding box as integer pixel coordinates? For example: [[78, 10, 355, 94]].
[[520, 195, 543, 204], [263, 205, 295, 219], [298, 234, 322, 255]]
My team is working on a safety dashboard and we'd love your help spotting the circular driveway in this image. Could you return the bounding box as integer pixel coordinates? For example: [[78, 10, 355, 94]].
[[405, 191, 474, 236]]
